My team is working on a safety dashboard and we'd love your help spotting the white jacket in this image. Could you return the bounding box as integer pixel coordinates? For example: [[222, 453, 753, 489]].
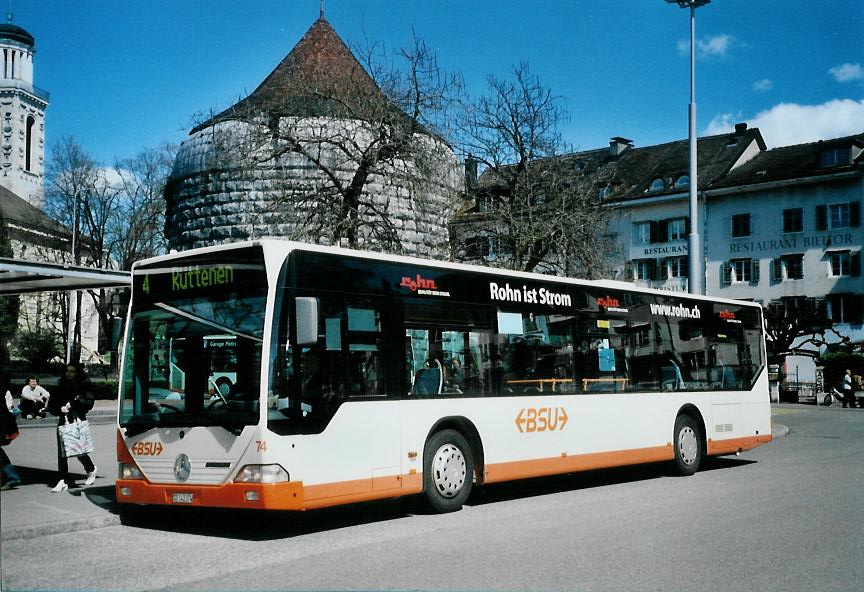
[[20, 384, 50, 402]]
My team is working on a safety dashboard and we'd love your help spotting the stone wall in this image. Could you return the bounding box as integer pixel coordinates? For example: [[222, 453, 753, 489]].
[[166, 117, 461, 259]]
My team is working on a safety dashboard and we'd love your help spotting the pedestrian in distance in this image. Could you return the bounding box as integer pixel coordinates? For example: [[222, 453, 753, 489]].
[[841, 369, 856, 409], [5, 388, 20, 417], [47, 363, 97, 492], [19, 375, 50, 419], [0, 392, 22, 490]]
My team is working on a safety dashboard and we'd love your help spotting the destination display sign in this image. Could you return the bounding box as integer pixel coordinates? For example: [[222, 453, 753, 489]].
[[133, 247, 267, 305]]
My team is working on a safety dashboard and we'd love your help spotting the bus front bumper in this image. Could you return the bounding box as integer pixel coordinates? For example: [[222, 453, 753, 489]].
[[115, 479, 306, 510]]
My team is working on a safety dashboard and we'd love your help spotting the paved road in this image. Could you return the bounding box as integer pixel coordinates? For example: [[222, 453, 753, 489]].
[[1, 405, 862, 591]]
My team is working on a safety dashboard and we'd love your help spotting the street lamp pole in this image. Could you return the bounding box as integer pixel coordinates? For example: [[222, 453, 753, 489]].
[[65, 189, 81, 365], [666, 0, 709, 295]]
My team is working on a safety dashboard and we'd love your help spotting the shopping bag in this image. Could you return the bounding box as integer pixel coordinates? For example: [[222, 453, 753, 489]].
[[58, 417, 94, 458]]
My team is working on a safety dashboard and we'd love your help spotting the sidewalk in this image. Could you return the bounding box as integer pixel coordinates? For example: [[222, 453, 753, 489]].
[[1, 405, 792, 541], [1, 400, 122, 540]]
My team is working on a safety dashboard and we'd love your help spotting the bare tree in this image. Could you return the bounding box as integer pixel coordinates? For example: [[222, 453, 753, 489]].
[[182, 27, 462, 256], [113, 144, 176, 269], [45, 138, 175, 365], [44, 136, 100, 361], [452, 63, 615, 277], [764, 299, 850, 366]]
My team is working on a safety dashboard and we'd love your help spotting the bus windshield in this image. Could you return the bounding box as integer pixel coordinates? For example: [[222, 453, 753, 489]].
[[119, 247, 268, 436]]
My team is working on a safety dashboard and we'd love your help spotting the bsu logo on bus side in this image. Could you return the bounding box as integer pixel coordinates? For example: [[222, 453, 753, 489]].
[[515, 407, 569, 433]]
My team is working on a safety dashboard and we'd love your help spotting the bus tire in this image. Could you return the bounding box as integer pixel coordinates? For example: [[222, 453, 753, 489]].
[[673, 414, 702, 476], [423, 429, 473, 513]]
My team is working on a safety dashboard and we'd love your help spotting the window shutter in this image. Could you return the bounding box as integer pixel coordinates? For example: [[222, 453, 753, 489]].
[[850, 201, 861, 228], [648, 258, 657, 281], [657, 220, 669, 243], [816, 205, 827, 230], [852, 295, 864, 324], [624, 261, 634, 280], [816, 298, 828, 319], [751, 259, 760, 284], [745, 214, 752, 236], [772, 258, 783, 282], [851, 251, 861, 277], [649, 221, 659, 244], [685, 217, 691, 234], [657, 258, 668, 280], [721, 262, 731, 286]]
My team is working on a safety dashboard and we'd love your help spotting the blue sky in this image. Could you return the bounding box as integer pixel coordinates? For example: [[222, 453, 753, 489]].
[[12, 0, 864, 165]]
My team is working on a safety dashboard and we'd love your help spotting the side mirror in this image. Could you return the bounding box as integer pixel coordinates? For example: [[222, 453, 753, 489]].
[[295, 297, 319, 345]]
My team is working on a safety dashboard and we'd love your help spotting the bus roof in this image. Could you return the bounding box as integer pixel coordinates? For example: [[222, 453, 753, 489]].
[[134, 240, 763, 310]]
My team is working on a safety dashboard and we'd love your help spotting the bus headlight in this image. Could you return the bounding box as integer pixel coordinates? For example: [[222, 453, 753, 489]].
[[119, 463, 143, 480], [233, 464, 289, 484]]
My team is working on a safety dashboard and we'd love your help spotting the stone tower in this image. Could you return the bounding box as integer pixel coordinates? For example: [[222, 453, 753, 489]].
[[0, 16, 48, 207], [166, 15, 460, 258]]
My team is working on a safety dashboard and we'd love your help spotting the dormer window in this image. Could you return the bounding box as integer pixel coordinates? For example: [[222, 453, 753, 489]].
[[674, 175, 689, 188], [649, 178, 665, 192], [598, 184, 612, 200], [821, 147, 850, 168], [476, 194, 496, 212]]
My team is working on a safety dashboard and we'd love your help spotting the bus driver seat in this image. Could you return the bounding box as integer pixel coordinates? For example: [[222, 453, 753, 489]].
[[413, 359, 443, 396]]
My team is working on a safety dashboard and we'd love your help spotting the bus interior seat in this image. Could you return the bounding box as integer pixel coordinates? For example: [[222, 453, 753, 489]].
[[413, 359, 443, 396]]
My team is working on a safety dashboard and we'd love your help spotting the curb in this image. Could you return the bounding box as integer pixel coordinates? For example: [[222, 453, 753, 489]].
[[15, 413, 118, 428], [2, 514, 121, 541]]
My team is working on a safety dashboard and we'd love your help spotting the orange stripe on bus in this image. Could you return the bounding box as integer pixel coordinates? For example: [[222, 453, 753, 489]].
[[117, 474, 425, 511], [484, 445, 675, 483], [707, 434, 772, 455], [117, 435, 772, 511]]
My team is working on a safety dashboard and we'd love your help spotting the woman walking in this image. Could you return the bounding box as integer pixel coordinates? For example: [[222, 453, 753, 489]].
[[47, 363, 97, 492]]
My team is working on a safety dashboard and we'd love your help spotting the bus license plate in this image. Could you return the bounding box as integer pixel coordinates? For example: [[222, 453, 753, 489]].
[[172, 492, 194, 504]]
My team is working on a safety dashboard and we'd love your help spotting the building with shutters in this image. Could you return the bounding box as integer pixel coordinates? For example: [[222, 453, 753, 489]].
[[456, 127, 863, 380], [706, 133, 862, 324]]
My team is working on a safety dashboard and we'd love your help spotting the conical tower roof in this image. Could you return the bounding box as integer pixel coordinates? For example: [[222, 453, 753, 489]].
[[193, 17, 389, 133]]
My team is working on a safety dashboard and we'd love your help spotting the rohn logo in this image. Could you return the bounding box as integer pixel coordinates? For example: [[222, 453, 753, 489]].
[[597, 296, 620, 308], [400, 274, 437, 292]]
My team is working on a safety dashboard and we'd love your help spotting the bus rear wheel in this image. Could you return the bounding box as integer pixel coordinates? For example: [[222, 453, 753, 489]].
[[423, 429, 473, 513], [673, 414, 702, 476]]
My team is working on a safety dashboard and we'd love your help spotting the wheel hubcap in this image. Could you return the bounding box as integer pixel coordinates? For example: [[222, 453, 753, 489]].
[[431, 443, 466, 498], [678, 426, 698, 465]]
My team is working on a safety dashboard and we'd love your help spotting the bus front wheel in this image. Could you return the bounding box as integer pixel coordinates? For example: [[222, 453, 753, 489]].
[[423, 429, 473, 513], [673, 414, 702, 476]]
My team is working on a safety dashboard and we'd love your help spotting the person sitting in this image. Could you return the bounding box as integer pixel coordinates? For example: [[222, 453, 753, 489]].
[[20, 376, 50, 419], [445, 358, 465, 394]]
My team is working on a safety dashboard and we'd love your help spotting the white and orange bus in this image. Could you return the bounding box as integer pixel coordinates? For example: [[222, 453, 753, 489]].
[[116, 240, 772, 514]]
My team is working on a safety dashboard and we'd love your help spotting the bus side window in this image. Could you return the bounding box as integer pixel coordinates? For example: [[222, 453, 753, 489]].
[[345, 305, 384, 397], [496, 312, 576, 395]]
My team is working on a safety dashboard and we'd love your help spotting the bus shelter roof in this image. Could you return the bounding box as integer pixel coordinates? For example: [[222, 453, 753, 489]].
[[0, 257, 131, 295]]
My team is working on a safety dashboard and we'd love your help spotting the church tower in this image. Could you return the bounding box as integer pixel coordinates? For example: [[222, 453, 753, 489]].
[[0, 15, 48, 207]]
